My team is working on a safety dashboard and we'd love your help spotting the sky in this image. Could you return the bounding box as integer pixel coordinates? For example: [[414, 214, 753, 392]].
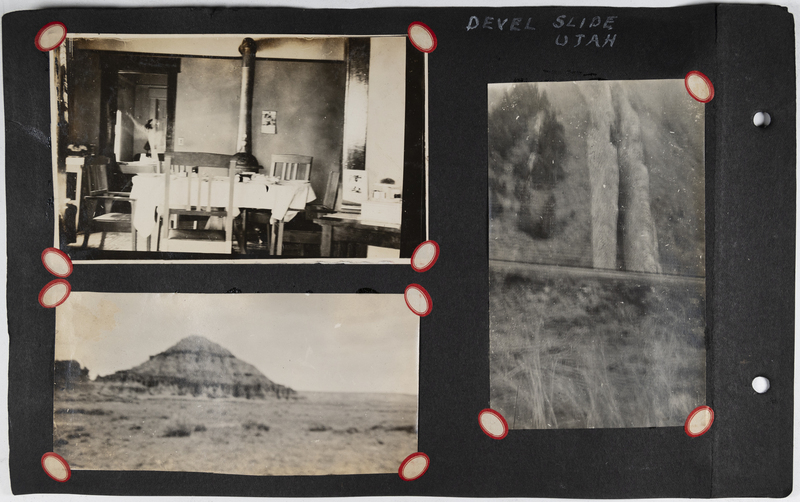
[[55, 292, 419, 395]]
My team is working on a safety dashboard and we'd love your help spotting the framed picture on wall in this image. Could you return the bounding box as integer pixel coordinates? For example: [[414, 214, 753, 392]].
[[261, 110, 277, 134]]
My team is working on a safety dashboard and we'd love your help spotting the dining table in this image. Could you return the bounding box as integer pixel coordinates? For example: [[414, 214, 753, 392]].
[[129, 173, 316, 252]]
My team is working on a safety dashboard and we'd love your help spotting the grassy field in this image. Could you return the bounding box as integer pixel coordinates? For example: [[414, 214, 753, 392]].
[[54, 385, 417, 475], [489, 264, 706, 429]]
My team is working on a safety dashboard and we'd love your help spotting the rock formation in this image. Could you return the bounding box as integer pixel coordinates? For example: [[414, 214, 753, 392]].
[[580, 81, 662, 274], [54, 360, 91, 391], [96, 335, 297, 399]]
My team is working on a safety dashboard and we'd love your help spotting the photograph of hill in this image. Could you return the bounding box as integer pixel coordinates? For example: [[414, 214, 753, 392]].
[[54, 292, 419, 475], [488, 80, 706, 429]]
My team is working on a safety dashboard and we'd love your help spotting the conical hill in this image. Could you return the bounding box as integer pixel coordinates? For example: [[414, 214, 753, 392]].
[[97, 335, 296, 399]]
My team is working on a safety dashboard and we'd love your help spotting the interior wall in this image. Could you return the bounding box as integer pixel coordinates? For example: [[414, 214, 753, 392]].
[[67, 40, 405, 202], [173, 57, 241, 156], [173, 57, 346, 198], [67, 50, 101, 151], [250, 59, 346, 198], [365, 37, 407, 192]]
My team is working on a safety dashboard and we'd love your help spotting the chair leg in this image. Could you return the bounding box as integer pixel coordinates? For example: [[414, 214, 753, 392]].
[[238, 210, 248, 255], [131, 201, 138, 252], [99, 231, 107, 250], [81, 199, 99, 249], [277, 221, 285, 256], [320, 225, 332, 257], [270, 223, 277, 256]]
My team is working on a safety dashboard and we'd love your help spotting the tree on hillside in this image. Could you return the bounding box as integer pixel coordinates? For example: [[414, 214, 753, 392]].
[[489, 84, 566, 238]]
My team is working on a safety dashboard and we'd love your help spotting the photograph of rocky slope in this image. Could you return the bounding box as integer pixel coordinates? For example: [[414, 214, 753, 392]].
[[488, 80, 706, 429], [54, 292, 418, 475]]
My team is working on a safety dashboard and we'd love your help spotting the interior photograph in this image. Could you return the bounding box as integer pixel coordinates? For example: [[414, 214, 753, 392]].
[[51, 34, 425, 259]]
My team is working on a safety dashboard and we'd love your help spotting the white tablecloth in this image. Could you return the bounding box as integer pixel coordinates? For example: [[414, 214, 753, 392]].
[[130, 174, 316, 237]]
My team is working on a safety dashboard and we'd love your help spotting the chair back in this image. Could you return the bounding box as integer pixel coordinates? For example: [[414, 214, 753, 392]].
[[269, 154, 313, 181], [85, 156, 111, 195], [164, 152, 234, 177], [163, 155, 237, 211], [321, 171, 339, 209], [158, 156, 238, 254]]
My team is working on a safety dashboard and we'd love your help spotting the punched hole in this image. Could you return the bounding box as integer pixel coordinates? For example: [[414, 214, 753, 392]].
[[752, 376, 771, 394], [753, 111, 772, 128]]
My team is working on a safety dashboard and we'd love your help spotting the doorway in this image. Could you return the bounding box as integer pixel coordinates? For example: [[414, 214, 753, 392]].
[[114, 72, 168, 162], [98, 53, 180, 164]]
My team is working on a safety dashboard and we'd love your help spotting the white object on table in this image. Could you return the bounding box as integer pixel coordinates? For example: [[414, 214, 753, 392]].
[[118, 159, 158, 175], [361, 199, 402, 225]]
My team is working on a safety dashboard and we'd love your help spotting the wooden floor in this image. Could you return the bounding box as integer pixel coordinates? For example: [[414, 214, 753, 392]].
[[69, 231, 316, 257]]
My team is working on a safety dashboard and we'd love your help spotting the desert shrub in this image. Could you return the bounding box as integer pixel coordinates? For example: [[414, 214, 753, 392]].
[[309, 425, 330, 432], [54, 408, 108, 415], [194, 425, 207, 432], [54, 438, 69, 447], [66, 432, 90, 439], [386, 425, 416, 433], [129, 425, 142, 431], [242, 421, 269, 432], [163, 423, 192, 437]]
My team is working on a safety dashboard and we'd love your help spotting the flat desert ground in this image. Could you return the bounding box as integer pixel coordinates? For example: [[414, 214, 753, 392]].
[[54, 385, 417, 476]]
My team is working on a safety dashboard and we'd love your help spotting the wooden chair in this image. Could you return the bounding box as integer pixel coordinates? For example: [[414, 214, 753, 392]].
[[238, 154, 315, 255], [274, 170, 340, 256], [159, 152, 232, 177], [270, 155, 324, 256], [157, 153, 237, 254], [268, 154, 312, 181], [80, 155, 139, 250]]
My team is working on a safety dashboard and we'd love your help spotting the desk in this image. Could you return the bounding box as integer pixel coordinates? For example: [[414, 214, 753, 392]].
[[130, 174, 316, 249], [313, 214, 401, 258]]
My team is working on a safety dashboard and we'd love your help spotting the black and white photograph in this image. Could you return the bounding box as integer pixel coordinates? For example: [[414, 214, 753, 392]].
[[51, 34, 423, 260], [53, 293, 419, 475], [489, 80, 707, 429]]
